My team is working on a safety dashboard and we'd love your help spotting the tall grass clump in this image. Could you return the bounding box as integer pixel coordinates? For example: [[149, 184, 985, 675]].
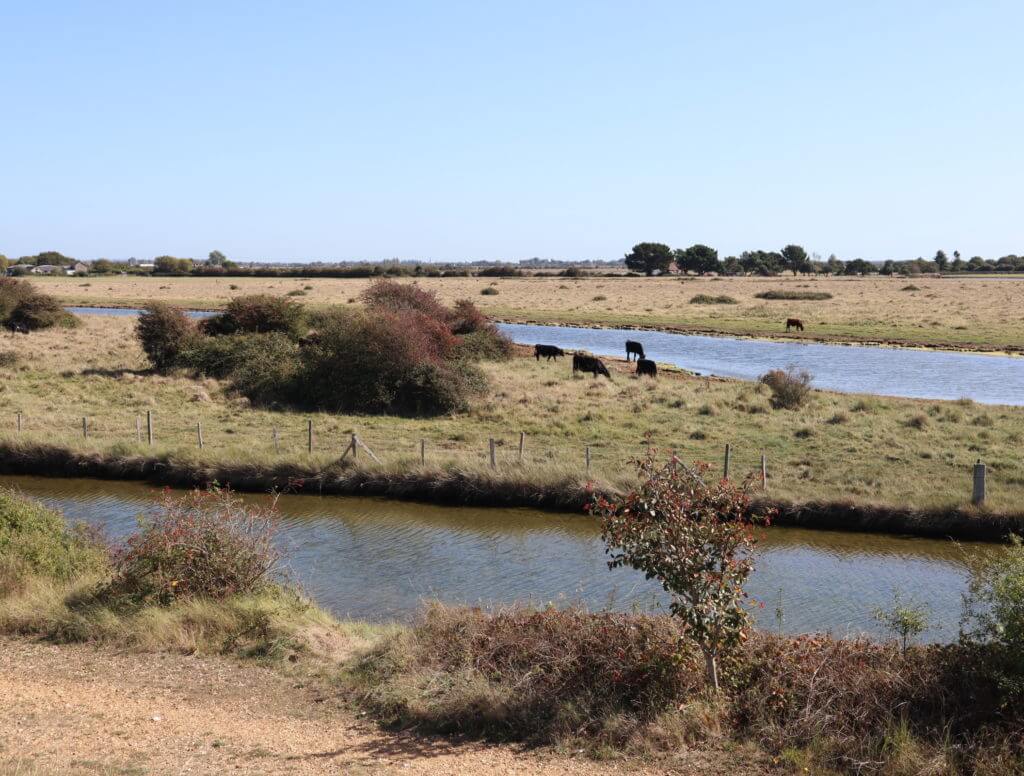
[[690, 294, 737, 305], [754, 290, 832, 301], [0, 278, 78, 331], [760, 367, 813, 409]]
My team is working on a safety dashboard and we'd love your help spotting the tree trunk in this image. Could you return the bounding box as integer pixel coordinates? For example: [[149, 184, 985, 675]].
[[704, 651, 719, 692]]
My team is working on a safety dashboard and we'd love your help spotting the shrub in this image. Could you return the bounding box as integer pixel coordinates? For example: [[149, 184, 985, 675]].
[[355, 603, 698, 743], [99, 488, 279, 607], [593, 450, 772, 690], [0, 351, 18, 368], [179, 333, 299, 405], [0, 278, 77, 331], [294, 309, 481, 415], [136, 302, 196, 371], [286, 289, 306, 296], [689, 294, 737, 304], [760, 367, 813, 409], [480, 286, 499, 295], [360, 279, 450, 322], [962, 535, 1024, 694], [901, 284, 921, 291], [0, 488, 107, 586], [453, 330, 513, 361], [754, 290, 832, 301], [202, 294, 305, 338], [905, 413, 929, 430]]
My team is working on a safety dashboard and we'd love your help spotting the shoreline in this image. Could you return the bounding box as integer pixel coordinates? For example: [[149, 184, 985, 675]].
[[1, 440, 1021, 542], [58, 301, 1023, 356]]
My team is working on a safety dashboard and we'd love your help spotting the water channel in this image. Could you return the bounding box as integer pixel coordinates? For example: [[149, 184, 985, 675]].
[[5, 474, 999, 644], [67, 307, 1024, 405]]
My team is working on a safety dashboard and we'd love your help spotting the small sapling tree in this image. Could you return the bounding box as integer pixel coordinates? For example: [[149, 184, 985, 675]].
[[872, 591, 930, 653], [593, 450, 772, 691]]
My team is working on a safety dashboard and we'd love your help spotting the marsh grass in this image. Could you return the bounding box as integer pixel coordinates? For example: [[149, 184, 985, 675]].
[[2, 317, 1024, 514]]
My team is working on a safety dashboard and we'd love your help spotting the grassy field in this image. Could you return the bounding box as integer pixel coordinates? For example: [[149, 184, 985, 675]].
[[36, 273, 1024, 351], [2, 315, 1023, 512]]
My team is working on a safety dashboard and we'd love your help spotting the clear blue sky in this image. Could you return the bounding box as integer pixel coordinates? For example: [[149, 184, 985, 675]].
[[2, 1, 1022, 263]]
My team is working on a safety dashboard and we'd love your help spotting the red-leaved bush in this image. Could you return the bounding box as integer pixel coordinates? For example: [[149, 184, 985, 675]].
[[102, 488, 279, 606]]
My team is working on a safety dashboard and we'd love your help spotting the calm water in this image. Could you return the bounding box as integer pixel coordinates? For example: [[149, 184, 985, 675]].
[[4, 474, 999, 643], [66, 306, 1024, 405], [497, 322, 1024, 405]]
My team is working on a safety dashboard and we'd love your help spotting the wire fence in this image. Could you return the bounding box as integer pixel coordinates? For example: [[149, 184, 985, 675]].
[[0, 410, 1007, 507]]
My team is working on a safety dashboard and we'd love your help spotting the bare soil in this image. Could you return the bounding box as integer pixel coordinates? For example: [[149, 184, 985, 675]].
[[0, 638, 770, 775]]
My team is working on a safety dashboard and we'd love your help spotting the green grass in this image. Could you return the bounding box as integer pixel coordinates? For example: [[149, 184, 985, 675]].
[[2, 316, 1024, 514]]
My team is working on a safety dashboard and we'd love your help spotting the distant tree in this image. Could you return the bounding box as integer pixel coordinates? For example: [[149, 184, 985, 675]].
[[825, 254, 845, 275], [934, 250, 949, 272], [951, 257, 966, 272], [624, 242, 674, 276], [154, 256, 193, 275], [739, 250, 783, 276], [24, 251, 74, 266], [843, 258, 875, 275], [967, 256, 990, 272], [780, 244, 811, 275], [880, 260, 895, 275], [675, 244, 721, 275], [721, 256, 743, 276], [0, 255, 8, 272], [208, 250, 227, 266], [91, 259, 116, 274], [953, 250, 961, 263]]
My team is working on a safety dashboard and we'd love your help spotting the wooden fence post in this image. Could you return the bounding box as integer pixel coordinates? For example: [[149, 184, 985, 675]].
[[307, 420, 313, 453], [972, 460, 986, 506], [146, 410, 153, 446], [420, 439, 426, 465], [723, 444, 731, 480], [16, 413, 22, 433], [489, 438, 496, 469], [82, 417, 88, 439], [196, 422, 204, 449], [351, 433, 358, 460], [761, 453, 768, 491], [273, 428, 280, 453], [135, 416, 141, 443], [585, 445, 591, 473], [518, 431, 525, 463]]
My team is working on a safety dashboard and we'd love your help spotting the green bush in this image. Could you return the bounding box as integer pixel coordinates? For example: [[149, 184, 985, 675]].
[[136, 302, 196, 372], [202, 294, 306, 338], [453, 330, 513, 361], [0, 278, 78, 331], [179, 332, 299, 405], [0, 488, 107, 585], [480, 286, 499, 295]]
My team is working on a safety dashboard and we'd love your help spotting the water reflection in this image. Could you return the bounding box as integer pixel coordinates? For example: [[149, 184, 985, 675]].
[[4, 475, 1000, 643]]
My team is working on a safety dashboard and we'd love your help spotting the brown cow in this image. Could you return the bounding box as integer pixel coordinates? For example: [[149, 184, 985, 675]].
[[786, 318, 804, 332]]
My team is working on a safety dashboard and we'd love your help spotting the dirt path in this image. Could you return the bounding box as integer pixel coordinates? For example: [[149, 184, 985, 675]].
[[0, 639, 769, 775]]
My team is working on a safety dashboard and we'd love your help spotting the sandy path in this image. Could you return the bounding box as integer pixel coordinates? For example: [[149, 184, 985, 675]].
[[0, 639, 767, 775]]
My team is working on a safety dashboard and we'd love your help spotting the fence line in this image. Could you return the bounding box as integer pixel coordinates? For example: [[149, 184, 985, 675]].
[[0, 411, 1000, 505]]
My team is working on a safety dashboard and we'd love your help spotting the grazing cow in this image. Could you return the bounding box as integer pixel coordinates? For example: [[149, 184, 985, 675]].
[[786, 318, 804, 332], [534, 344, 565, 361], [7, 322, 28, 336], [572, 353, 611, 379], [636, 358, 657, 377], [625, 340, 645, 361]]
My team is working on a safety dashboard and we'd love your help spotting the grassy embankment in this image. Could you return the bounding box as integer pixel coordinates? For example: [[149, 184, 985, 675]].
[[37, 272, 1024, 352], [2, 489, 1021, 775], [1, 316, 1024, 537]]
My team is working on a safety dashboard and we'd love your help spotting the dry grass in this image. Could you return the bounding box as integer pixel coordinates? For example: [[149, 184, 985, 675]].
[[36, 273, 1024, 350], [2, 317, 1024, 514]]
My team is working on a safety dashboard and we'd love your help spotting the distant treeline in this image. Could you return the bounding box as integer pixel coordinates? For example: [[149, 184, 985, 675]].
[[5, 247, 1024, 278]]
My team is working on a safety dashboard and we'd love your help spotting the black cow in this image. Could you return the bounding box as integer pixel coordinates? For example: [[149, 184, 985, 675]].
[[636, 358, 657, 377], [534, 344, 565, 361], [626, 340, 645, 361], [572, 353, 611, 379], [6, 322, 28, 336], [786, 318, 804, 332]]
